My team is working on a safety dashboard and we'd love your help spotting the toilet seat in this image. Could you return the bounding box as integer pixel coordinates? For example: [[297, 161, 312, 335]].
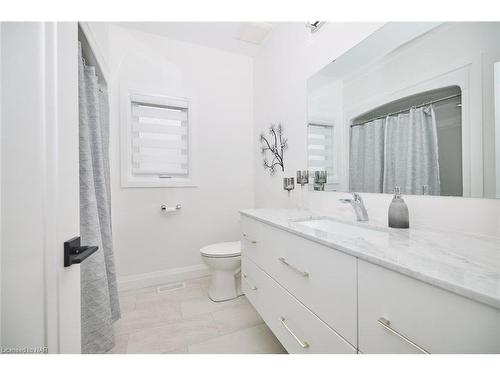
[[200, 241, 241, 258]]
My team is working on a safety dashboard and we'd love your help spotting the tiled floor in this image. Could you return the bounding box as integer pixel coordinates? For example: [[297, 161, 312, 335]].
[[108, 276, 287, 354]]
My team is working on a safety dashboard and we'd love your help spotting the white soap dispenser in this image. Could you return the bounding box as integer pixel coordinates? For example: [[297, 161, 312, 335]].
[[388, 187, 409, 228]]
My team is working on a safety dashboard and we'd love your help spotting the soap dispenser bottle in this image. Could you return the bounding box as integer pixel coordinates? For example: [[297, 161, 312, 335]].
[[388, 187, 409, 228]]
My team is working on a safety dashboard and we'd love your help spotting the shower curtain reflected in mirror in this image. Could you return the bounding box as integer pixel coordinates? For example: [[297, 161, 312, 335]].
[[350, 105, 441, 195], [349, 118, 385, 193], [79, 44, 120, 353]]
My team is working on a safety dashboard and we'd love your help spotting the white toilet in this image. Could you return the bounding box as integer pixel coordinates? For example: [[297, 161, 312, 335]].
[[200, 241, 242, 302]]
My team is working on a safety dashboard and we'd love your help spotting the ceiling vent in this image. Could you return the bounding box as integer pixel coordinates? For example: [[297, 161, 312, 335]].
[[234, 22, 273, 45], [306, 21, 326, 34]]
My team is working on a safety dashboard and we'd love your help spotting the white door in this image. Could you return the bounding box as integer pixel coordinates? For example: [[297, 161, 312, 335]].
[[495, 62, 500, 198], [0, 22, 81, 353]]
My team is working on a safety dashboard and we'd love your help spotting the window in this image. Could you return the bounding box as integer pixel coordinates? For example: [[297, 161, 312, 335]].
[[307, 123, 335, 180], [121, 90, 194, 187]]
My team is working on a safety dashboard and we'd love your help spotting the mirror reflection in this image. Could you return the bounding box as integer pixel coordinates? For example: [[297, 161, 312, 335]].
[[307, 22, 500, 198]]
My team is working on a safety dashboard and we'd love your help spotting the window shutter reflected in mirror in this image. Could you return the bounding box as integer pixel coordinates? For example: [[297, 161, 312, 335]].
[[307, 123, 335, 181]]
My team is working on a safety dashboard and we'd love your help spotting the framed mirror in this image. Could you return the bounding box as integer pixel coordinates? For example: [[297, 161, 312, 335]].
[[307, 22, 500, 198]]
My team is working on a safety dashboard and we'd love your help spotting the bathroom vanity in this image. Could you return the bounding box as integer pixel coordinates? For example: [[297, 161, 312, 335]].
[[240, 209, 500, 354]]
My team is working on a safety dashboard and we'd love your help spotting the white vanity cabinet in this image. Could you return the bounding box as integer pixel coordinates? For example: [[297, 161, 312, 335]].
[[240, 213, 500, 354], [242, 255, 356, 354], [240, 215, 264, 264], [241, 216, 358, 353], [358, 260, 500, 354], [259, 223, 358, 345]]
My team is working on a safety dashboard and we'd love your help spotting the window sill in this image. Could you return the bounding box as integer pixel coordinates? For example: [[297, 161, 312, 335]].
[[121, 178, 198, 188]]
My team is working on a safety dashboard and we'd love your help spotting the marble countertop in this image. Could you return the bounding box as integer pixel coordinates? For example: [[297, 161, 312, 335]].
[[239, 208, 500, 310]]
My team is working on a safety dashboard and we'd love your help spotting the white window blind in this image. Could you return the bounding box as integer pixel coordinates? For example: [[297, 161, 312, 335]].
[[307, 123, 334, 177], [131, 99, 189, 178]]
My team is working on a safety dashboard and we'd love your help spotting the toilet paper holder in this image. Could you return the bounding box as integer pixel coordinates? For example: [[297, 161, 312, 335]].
[[161, 204, 182, 212]]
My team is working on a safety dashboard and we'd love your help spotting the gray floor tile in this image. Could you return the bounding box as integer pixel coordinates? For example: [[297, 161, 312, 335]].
[[126, 314, 218, 354], [180, 294, 245, 318], [188, 324, 287, 354], [212, 298, 264, 335], [110, 276, 286, 354]]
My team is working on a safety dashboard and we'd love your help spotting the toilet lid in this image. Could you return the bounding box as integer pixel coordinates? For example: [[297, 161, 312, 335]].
[[200, 241, 241, 258]]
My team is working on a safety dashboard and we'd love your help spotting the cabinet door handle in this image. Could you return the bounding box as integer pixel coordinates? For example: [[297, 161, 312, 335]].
[[242, 273, 258, 291], [377, 318, 430, 354], [278, 257, 309, 277], [280, 316, 309, 349], [242, 233, 257, 244]]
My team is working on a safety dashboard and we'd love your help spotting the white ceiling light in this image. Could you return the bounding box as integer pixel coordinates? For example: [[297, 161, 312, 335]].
[[234, 22, 273, 45], [306, 21, 326, 33]]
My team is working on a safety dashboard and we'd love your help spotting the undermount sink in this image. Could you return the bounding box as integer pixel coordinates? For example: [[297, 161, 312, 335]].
[[291, 217, 389, 241]]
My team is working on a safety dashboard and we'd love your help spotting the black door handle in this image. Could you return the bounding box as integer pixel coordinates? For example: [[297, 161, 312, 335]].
[[64, 236, 98, 267]]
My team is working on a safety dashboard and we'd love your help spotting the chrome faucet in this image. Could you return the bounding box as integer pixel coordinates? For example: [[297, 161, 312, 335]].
[[339, 192, 369, 221]]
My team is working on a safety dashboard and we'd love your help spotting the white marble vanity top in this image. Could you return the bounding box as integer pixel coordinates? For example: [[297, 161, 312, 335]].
[[239, 208, 500, 310]]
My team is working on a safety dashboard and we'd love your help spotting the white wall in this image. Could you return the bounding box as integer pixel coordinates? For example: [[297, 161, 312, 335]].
[[254, 22, 500, 237], [308, 76, 343, 126], [89, 25, 254, 284], [82, 22, 110, 71], [307, 76, 345, 190]]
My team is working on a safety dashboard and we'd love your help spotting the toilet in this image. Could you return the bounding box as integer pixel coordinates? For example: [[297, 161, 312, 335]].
[[200, 241, 242, 302]]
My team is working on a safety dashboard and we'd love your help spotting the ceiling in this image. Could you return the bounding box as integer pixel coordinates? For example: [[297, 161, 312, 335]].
[[112, 22, 275, 57]]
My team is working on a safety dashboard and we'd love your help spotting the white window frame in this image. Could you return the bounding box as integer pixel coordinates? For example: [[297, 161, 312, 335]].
[[120, 87, 196, 188]]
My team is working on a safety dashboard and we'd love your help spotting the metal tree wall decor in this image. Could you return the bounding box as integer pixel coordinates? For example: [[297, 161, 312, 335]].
[[260, 123, 288, 175]]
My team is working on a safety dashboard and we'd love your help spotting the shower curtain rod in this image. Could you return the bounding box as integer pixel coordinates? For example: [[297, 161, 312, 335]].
[[350, 93, 461, 127]]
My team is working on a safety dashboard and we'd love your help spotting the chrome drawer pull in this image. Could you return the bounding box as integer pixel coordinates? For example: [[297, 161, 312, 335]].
[[377, 318, 430, 354], [278, 257, 309, 277], [280, 316, 309, 349], [242, 234, 257, 244], [242, 274, 257, 291]]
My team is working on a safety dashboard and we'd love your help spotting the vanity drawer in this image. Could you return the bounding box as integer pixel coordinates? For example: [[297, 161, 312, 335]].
[[358, 260, 500, 354], [260, 224, 358, 346], [240, 216, 265, 264], [242, 256, 356, 354], [241, 255, 263, 311]]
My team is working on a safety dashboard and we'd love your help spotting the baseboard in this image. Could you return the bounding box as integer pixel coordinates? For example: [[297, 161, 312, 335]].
[[117, 263, 210, 292]]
